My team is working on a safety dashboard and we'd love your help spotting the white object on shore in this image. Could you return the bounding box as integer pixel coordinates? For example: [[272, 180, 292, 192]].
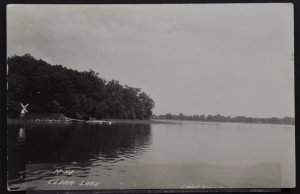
[[20, 103, 29, 117]]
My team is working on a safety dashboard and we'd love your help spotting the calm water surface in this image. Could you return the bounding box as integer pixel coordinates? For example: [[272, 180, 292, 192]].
[[7, 120, 295, 190]]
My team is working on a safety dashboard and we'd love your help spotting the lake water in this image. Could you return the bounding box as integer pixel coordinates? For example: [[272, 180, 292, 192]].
[[7, 120, 295, 190]]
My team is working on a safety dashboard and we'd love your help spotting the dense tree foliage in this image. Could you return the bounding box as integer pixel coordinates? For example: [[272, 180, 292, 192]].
[[154, 113, 295, 125], [7, 54, 155, 120]]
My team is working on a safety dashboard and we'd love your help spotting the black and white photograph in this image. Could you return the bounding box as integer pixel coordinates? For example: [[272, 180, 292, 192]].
[[7, 4, 295, 191]]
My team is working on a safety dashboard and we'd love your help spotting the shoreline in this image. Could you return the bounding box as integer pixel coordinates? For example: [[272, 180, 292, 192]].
[[7, 118, 295, 126]]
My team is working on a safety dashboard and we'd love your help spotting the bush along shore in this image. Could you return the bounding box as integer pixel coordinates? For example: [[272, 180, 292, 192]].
[[7, 113, 113, 125]]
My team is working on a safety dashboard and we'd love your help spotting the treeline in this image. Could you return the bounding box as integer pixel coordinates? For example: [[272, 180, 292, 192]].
[[7, 54, 155, 120], [153, 113, 295, 125]]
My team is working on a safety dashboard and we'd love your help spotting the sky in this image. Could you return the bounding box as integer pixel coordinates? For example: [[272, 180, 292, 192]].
[[7, 4, 294, 117]]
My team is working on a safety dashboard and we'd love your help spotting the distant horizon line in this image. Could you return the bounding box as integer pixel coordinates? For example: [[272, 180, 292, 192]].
[[152, 113, 294, 119]]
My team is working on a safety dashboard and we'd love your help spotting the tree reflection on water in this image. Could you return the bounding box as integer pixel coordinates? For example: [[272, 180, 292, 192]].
[[8, 122, 152, 184]]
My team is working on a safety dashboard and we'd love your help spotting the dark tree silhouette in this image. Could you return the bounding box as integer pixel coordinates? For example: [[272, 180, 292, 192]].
[[7, 54, 155, 120]]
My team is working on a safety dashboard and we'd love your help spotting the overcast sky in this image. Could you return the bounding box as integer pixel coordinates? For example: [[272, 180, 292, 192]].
[[7, 4, 294, 117]]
